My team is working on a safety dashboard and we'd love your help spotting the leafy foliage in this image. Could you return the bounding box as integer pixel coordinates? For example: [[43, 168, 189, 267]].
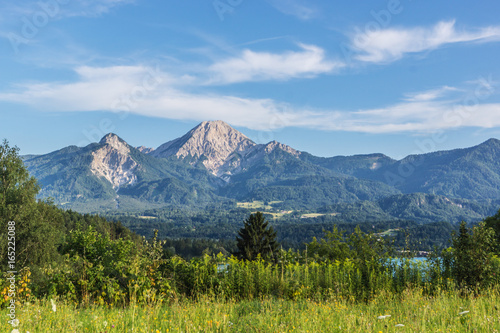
[[451, 221, 496, 290], [0, 140, 62, 267], [484, 209, 500, 254]]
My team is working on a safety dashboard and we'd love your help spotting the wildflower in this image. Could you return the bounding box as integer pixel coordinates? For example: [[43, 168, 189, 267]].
[[50, 299, 57, 312], [11, 330, 20, 333], [395, 324, 405, 327], [377, 315, 391, 319], [10, 319, 19, 327], [104, 321, 108, 328], [458, 311, 469, 315]]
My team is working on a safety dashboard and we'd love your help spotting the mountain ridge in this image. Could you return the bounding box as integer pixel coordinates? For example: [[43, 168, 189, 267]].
[[21, 120, 500, 223]]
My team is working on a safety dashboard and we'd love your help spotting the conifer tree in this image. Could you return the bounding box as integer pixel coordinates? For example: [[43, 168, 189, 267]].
[[236, 212, 279, 261]]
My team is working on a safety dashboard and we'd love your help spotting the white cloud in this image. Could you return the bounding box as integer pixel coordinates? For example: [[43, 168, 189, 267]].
[[351, 20, 500, 63], [0, 65, 305, 130], [403, 86, 460, 102], [266, 0, 319, 20], [0, 67, 499, 134], [208, 44, 344, 84]]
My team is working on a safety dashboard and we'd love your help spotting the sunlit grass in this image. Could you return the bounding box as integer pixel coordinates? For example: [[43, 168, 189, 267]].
[[3, 288, 500, 332], [300, 213, 326, 218], [236, 201, 291, 219], [236, 201, 272, 210]]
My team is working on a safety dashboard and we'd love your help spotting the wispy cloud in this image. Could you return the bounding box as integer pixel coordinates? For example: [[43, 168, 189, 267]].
[[403, 86, 460, 102], [207, 44, 344, 84], [266, 0, 319, 20], [0, 65, 300, 130], [62, 0, 134, 18], [351, 20, 500, 63], [0, 67, 498, 134], [0, 0, 132, 24], [0, 0, 133, 52]]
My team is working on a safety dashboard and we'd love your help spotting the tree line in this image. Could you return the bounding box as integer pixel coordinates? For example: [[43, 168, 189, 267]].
[[1, 139, 500, 307]]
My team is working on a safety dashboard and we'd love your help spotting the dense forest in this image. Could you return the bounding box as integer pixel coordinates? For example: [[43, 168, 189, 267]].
[[107, 207, 458, 256]]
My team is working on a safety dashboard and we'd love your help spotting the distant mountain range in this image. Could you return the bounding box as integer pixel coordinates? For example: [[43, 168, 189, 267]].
[[22, 120, 500, 223]]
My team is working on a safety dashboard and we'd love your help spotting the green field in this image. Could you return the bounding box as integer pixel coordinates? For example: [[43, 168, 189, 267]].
[[237, 201, 346, 220], [3, 289, 500, 332], [237, 201, 292, 219], [237, 201, 273, 210], [301, 213, 326, 218], [376, 228, 401, 237]]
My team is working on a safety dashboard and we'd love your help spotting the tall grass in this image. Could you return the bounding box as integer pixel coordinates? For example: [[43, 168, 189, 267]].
[[2, 288, 499, 332], [2, 254, 500, 332], [165, 255, 453, 302], [2, 253, 497, 307]]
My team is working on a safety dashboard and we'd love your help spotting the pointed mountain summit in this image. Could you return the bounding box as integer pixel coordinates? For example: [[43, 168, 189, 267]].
[[152, 120, 256, 176], [91, 133, 138, 189]]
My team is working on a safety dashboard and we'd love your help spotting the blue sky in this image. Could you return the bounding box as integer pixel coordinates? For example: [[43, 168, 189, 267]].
[[1, 0, 500, 159]]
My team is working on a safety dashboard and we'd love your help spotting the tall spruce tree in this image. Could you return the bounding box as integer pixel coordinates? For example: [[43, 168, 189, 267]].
[[236, 212, 279, 261]]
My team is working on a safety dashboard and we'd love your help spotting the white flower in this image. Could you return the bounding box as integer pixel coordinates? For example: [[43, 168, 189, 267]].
[[104, 321, 108, 328], [459, 311, 469, 315], [50, 299, 57, 312], [10, 319, 19, 327], [378, 315, 391, 319], [11, 329, 20, 333], [395, 324, 405, 327]]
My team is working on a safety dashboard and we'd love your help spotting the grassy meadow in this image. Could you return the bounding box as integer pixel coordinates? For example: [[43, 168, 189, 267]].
[[2, 288, 500, 332]]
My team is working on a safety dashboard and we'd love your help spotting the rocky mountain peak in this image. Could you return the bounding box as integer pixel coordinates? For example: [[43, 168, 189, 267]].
[[264, 140, 301, 157], [99, 133, 129, 152], [91, 134, 138, 189], [137, 146, 155, 154], [152, 120, 256, 176]]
